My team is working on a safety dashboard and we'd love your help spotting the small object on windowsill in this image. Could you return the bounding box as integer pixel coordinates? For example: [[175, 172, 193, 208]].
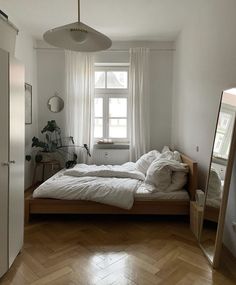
[[97, 139, 114, 144]]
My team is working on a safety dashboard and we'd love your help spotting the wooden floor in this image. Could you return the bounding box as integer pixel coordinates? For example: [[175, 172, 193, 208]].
[[0, 215, 235, 285]]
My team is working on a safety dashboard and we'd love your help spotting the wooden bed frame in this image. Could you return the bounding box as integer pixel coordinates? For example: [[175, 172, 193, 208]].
[[25, 153, 198, 223], [204, 205, 220, 223]]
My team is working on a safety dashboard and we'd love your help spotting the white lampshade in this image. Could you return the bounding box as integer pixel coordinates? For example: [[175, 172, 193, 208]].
[[44, 21, 112, 52]]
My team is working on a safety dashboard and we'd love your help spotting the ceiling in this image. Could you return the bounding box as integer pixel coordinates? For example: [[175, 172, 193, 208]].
[[0, 0, 196, 41]]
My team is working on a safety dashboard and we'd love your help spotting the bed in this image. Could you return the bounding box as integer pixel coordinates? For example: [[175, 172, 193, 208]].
[[204, 206, 220, 223], [25, 153, 198, 223], [203, 169, 223, 223], [204, 197, 221, 222]]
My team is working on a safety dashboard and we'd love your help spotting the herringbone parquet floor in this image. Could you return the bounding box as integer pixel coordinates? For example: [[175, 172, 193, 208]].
[[0, 215, 235, 285]]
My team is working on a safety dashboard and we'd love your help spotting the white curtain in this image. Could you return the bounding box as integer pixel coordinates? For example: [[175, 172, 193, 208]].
[[65, 51, 94, 163], [129, 47, 150, 161]]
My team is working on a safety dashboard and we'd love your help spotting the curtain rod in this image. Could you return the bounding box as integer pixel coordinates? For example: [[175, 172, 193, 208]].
[[34, 47, 175, 52]]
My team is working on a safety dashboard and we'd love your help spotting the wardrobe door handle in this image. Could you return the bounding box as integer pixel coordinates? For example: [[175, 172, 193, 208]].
[[1, 160, 16, 166]]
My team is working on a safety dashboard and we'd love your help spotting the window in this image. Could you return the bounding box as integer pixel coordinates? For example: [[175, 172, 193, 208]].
[[94, 65, 129, 142], [213, 104, 235, 159]]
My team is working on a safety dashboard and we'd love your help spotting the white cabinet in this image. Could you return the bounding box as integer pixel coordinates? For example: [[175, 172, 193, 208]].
[[0, 48, 25, 277]]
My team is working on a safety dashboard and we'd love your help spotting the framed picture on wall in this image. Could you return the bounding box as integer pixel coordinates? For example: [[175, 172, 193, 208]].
[[25, 83, 32, 125]]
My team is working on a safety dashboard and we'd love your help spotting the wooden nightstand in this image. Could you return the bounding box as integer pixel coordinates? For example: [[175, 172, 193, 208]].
[[32, 160, 61, 185], [190, 201, 204, 240]]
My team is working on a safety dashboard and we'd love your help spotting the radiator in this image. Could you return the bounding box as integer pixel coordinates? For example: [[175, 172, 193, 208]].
[[93, 149, 129, 165]]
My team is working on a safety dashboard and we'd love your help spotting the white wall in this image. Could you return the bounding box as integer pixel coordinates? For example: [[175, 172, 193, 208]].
[[149, 50, 173, 149], [36, 41, 174, 164], [36, 49, 66, 137], [172, 0, 236, 186], [172, 0, 236, 256]]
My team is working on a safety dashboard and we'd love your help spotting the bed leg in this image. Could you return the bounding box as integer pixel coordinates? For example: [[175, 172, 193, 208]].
[[25, 199, 30, 225]]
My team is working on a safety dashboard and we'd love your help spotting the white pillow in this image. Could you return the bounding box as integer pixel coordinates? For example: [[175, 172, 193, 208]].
[[161, 146, 182, 163], [145, 159, 188, 192], [145, 159, 172, 191], [158, 151, 174, 160], [173, 151, 182, 162], [135, 150, 160, 175], [165, 171, 188, 192], [207, 168, 222, 199], [162, 145, 170, 153]]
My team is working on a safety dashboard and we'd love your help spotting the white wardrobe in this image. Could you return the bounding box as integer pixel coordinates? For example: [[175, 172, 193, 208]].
[[0, 48, 25, 278]]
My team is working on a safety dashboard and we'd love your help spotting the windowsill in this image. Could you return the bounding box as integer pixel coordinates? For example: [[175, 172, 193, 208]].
[[212, 156, 228, 166], [94, 143, 129, 150]]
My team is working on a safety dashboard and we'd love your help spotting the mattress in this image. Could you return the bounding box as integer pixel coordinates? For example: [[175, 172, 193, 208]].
[[135, 183, 189, 201]]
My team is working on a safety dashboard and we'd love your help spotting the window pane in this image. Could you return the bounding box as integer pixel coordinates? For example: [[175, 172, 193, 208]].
[[94, 98, 103, 117], [94, 118, 103, 138], [109, 98, 127, 117], [95, 71, 105, 88], [109, 119, 127, 138], [107, 71, 128, 89], [218, 112, 231, 132], [213, 133, 224, 154]]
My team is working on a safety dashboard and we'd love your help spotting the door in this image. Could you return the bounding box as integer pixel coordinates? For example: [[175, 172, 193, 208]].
[[0, 49, 9, 277], [8, 56, 25, 267]]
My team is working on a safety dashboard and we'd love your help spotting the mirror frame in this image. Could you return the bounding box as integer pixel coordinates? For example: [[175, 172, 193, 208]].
[[199, 91, 236, 268], [47, 94, 64, 113]]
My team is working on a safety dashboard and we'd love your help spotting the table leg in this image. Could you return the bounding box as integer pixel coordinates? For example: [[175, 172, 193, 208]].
[[42, 164, 45, 182], [32, 164, 38, 185]]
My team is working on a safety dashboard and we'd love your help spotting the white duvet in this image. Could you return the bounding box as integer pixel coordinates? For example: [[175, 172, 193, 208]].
[[33, 162, 144, 209], [64, 162, 145, 180]]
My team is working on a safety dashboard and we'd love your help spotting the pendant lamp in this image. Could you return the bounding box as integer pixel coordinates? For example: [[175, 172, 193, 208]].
[[43, 0, 112, 52]]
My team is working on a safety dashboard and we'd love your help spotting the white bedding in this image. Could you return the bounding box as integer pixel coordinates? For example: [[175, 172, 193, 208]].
[[33, 167, 189, 209], [135, 183, 189, 201], [145, 158, 188, 192], [196, 189, 221, 209], [206, 198, 221, 208], [33, 150, 190, 210], [64, 162, 145, 180], [33, 164, 144, 210]]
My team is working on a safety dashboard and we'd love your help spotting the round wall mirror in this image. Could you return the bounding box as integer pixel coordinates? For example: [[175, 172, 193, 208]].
[[47, 94, 64, 113]]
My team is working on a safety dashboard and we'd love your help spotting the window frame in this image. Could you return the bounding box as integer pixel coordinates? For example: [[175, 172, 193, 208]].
[[94, 65, 130, 143], [213, 103, 236, 159]]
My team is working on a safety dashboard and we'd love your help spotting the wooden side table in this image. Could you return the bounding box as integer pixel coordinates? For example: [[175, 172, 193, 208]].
[[32, 160, 61, 185], [190, 201, 204, 240]]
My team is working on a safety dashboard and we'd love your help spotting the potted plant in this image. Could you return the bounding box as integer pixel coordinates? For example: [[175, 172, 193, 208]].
[[31, 120, 91, 167], [32, 120, 61, 162]]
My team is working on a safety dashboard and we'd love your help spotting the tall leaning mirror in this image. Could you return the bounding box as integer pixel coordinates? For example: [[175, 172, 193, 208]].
[[199, 88, 236, 267]]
